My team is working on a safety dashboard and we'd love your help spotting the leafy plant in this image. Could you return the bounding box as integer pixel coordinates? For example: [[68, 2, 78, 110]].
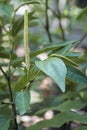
[[0, 0, 87, 130]]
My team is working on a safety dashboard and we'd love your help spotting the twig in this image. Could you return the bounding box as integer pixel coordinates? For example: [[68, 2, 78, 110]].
[[48, 6, 60, 18], [56, 1, 66, 41], [7, 76, 18, 130], [0, 35, 18, 130], [48, 4, 66, 41], [45, 0, 52, 42], [0, 67, 18, 130], [79, 32, 87, 44], [0, 67, 7, 79], [65, 122, 71, 130], [8, 35, 19, 130], [0, 101, 14, 105], [74, 32, 87, 48]]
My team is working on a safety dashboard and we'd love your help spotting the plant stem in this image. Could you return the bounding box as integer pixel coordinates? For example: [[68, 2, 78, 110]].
[[0, 67, 18, 130], [56, 1, 66, 41], [65, 122, 71, 130], [80, 33, 87, 43], [8, 35, 18, 130], [0, 67, 7, 78], [45, 0, 52, 42], [7, 76, 18, 130], [74, 32, 87, 48], [48, 3, 66, 41]]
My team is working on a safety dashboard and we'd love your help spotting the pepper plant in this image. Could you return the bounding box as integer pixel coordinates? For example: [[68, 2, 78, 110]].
[[0, 0, 87, 130]]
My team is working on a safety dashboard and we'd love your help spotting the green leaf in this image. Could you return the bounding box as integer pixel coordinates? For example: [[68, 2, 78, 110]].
[[0, 106, 11, 118], [11, 57, 24, 68], [31, 41, 79, 57], [26, 112, 87, 130], [51, 54, 78, 67], [36, 99, 86, 115], [58, 44, 72, 55], [15, 89, 30, 115], [35, 57, 67, 92], [11, 11, 35, 36], [51, 91, 79, 106], [0, 46, 17, 59], [63, 52, 82, 57], [0, 116, 10, 130], [80, 62, 87, 70], [74, 126, 87, 130], [15, 75, 28, 91], [15, 67, 39, 91], [76, 7, 87, 20], [67, 66, 87, 86], [0, 4, 14, 22]]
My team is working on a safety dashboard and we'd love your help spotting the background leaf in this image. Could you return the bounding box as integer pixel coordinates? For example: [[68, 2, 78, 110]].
[[76, 7, 87, 20], [0, 116, 10, 130], [0, 4, 14, 23], [26, 112, 87, 130], [31, 41, 79, 57], [67, 66, 87, 86], [36, 99, 86, 115]]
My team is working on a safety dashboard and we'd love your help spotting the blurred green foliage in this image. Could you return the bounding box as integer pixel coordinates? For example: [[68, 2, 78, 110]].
[[0, 0, 87, 130]]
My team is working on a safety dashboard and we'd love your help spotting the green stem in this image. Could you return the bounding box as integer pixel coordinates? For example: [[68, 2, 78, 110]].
[[8, 35, 18, 130], [7, 76, 18, 130], [0, 67, 18, 130]]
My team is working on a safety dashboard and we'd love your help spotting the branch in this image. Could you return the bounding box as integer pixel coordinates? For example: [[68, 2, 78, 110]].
[[48, 6, 60, 18], [79, 32, 87, 44], [56, 1, 66, 41], [8, 35, 18, 130], [0, 67, 8, 79], [0, 67, 18, 130], [48, 1, 66, 41], [0, 101, 14, 105], [45, 0, 52, 42], [74, 32, 87, 48]]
